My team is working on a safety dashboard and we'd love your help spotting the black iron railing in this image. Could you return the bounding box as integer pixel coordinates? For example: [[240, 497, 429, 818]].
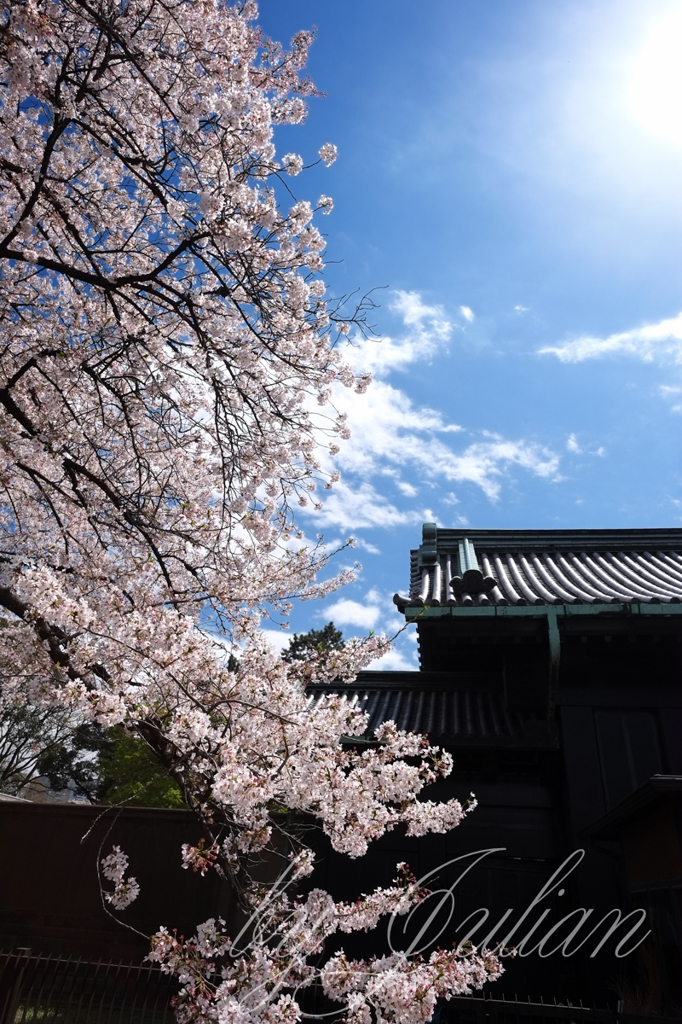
[[1, 950, 678, 1024], [0, 949, 175, 1024]]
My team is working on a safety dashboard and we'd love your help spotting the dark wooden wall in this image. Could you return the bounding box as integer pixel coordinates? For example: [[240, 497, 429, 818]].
[[0, 802, 235, 958]]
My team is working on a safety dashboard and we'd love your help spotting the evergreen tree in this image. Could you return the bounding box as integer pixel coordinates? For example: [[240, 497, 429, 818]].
[[282, 622, 344, 663]]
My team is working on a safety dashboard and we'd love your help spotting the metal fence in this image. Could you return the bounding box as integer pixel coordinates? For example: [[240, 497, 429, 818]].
[[1, 951, 679, 1024], [0, 950, 176, 1024]]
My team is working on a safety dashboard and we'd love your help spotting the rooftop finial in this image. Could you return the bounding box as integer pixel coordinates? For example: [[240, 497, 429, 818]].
[[450, 537, 496, 595], [420, 522, 438, 565]]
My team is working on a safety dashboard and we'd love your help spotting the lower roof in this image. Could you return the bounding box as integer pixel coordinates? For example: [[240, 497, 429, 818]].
[[306, 672, 558, 748]]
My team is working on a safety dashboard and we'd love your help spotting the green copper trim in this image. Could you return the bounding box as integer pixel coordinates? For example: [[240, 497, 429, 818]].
[[402, 602, 682, 620]]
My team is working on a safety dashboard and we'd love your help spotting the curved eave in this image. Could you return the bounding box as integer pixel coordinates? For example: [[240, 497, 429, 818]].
[[398, 601, 682, 620]]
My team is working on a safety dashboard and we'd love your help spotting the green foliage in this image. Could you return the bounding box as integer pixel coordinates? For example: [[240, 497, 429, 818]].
[[282, 622, 344, 663], [0, 697, 185, 807], [95, 727, 185, 808], [35, 721, 109, 801], [0, 698, 104, 799], [226, 651, 241, 674]]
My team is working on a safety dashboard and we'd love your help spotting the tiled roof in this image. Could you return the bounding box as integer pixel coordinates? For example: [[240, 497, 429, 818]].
[[395, 527, 682, 608], [306, 672, 557, 746]]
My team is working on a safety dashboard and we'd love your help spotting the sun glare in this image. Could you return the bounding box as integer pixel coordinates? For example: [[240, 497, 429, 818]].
[[629, 7, 682, 146]]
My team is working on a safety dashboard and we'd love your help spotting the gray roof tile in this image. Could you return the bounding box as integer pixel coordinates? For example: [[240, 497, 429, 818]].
[[398, 528, 682, 607], [306, 674, 555, 746]]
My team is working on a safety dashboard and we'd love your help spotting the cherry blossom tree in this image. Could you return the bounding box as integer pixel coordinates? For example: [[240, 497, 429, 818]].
[[0, 0, 502, 1019]]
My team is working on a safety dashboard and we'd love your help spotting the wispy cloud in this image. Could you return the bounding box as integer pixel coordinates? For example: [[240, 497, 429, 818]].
[[348, 289, 451, 378], [319, 597, 380, 631], [459, 305, 475, 323], [396, 480, 418, 497], [539, 313, 682, 364], [390, 290, 452, 337], [326, 377, 559, 507], [305, 290, 562, 530], [354, 537, 381, 555], [330, 379, 462, 478], [310, 479, 419, 531], [660, 384, 682, 412], [566, 433, 606, 457], [438, 436, 560, 500]]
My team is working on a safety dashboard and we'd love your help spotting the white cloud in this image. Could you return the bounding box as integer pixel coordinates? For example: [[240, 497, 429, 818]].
[[514, 305, 530, 313], [369, 646, 418, 671], [318, 385, 560, 510], [539, 312, 682, 364], [459, 305, 475, 323], [346, 398, 560, 499], [304, 289, 562, 532], [311, 588, 419, 673], [349, 333, 436, 379], [310, 479, 418, 531], [390, 290, 452, 338], [660, 384, 682, 412], [320, 598, 380, 631], [566, 433, 607, 457], [354, 537, 381, 555], [259, 630, 291, 655], [396, 480, 418, 497], [434, 436, 560, 500], [346, 289, 452, 379], [330, 378, 463, 480]]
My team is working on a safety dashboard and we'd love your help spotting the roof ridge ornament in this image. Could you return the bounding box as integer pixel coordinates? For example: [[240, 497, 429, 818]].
[[419, 521, 438, 565], [450, 537, 496, 596]]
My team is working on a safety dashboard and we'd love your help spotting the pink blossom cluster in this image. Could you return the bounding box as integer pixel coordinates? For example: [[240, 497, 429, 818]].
[[147, 859, 502, 1024], [321, 947, 504, 1024], [181, 840, 219, 877], [0, 0, 365, 652], [101, 846, 141, 911]]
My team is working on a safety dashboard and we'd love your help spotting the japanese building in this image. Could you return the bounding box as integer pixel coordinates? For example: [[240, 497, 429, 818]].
[[308, 525, 682, 1010]]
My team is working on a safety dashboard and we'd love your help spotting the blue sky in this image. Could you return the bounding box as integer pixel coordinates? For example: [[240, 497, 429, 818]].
[[256, 0, 682, 666]]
